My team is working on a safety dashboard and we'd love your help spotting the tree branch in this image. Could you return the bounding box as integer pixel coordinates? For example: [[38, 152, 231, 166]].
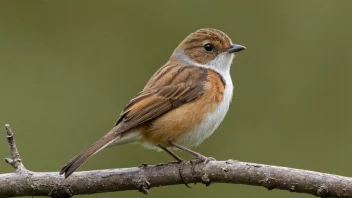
[[1, 125, 352, 198], [4, 124, 28, 174]]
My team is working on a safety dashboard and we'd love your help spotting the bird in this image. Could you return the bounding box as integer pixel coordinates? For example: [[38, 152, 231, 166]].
[[60, 28, 246, 178]]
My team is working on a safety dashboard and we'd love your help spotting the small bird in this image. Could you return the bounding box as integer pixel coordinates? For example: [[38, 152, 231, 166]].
[[60, 28, 245, 178]]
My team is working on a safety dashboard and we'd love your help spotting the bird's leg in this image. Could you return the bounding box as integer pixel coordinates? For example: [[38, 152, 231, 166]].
[[169, 142, 207, 161], [157, 144, 184, 163], [157, 144, 191, 188], [169, 142, 215, 174]]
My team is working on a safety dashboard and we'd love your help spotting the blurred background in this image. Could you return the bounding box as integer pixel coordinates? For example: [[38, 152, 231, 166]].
[[0, 0, 351, 197]]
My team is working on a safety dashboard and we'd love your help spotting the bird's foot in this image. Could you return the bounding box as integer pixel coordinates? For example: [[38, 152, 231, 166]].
[[178, 159, 192, 188], [190, 156, 215, 172], [178, 160, 191, 188]]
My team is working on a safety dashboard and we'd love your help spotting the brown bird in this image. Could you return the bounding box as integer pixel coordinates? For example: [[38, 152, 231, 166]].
[[60, 28, 245, 178]]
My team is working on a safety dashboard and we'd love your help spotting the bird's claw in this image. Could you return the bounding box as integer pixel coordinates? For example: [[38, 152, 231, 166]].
[[178, 160, 192, 188]]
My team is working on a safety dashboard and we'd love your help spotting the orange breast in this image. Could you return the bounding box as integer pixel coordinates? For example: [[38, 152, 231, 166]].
[[140, 69, 225, 145]]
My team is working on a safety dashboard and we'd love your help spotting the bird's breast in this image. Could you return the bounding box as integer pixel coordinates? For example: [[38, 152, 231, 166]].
[[175, 69, 233, 147], [141, 69, 233, 147]]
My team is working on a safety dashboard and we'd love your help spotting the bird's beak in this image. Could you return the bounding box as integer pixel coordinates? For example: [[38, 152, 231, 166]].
[[228, 44, 246, 53]]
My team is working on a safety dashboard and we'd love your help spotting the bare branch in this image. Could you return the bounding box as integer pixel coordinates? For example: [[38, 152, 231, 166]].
[[1, 124, 352, 198], [4, 124, 28, 174], [1, 160, 352, 197]]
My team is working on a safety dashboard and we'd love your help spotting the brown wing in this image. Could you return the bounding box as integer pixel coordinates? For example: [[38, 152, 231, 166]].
[[114, 65, 208, 133]]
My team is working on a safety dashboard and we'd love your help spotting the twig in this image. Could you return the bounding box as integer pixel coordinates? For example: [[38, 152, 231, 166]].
[[4, 124, 28, 174], [1, 124, 352, 197]]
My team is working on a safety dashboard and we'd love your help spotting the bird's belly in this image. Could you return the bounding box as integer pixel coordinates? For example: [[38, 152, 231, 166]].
[[176, 74, 233, 147], [175, 94, 231, 147]]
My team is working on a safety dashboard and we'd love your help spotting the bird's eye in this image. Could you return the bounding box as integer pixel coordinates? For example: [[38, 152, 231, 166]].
[[204, 44, 214, 51]]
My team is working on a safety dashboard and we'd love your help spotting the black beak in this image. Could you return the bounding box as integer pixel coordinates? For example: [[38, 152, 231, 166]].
[[228, 44, 246, 53]]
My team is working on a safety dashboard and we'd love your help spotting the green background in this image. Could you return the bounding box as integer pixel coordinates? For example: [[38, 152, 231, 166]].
[[1, 1, 351, 197]]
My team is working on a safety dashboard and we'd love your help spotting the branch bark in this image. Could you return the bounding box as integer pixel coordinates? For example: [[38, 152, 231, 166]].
[[1, 125, 352, 198]]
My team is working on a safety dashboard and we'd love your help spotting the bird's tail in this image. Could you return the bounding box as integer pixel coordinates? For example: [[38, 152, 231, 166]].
[[59, 133, 116, 178]]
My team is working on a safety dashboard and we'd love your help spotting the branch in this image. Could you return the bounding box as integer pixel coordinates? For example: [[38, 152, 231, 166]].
[[4, 124, 28, 174], [1, 125, 352, 198]]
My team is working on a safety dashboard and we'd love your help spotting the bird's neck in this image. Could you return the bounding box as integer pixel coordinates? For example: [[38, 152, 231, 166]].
[[171, 50, 233, 78]]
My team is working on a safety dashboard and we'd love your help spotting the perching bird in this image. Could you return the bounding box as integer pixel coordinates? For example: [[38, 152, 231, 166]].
[[60, 28, 245, 178]]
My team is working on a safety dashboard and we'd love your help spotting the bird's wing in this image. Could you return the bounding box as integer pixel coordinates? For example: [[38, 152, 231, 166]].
[[59, 65, 209, 178], [114, 65, 208, 133]]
